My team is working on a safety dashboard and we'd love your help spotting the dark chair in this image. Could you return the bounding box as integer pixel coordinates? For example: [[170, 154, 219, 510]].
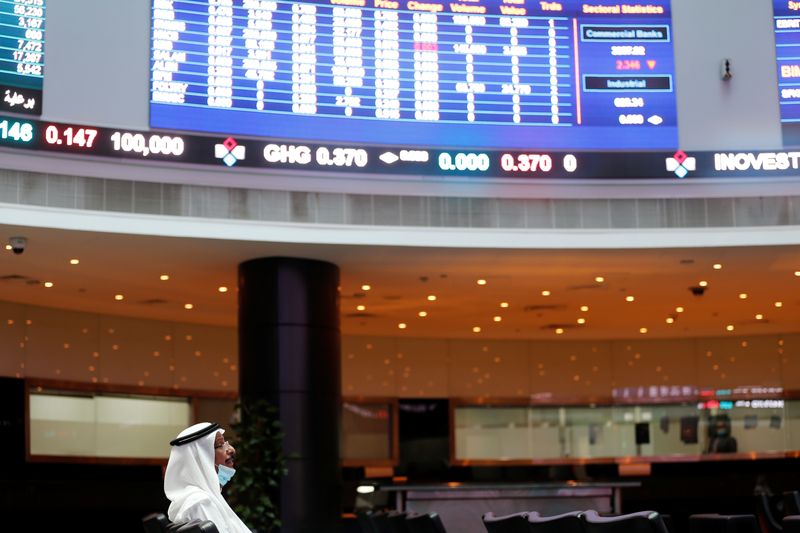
[[528, 510, 586, 533], [782, 515, 800, 533], [786, 493, 800, 516], [482, 511, 537, 533], [756, 492, 783, 533], [386, 511, 410, 533], [584, 510, 670, 533], [142, 513, 170, 533], [689, 514, 760, 533], [406, 512, 448, 533], [357, 511, 382, 533]]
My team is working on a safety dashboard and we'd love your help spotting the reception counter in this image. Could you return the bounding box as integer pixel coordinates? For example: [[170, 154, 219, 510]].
[[377, 481, 641, 533]]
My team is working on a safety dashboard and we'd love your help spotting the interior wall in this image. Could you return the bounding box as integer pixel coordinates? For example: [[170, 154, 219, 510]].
[[1, 300, 797, 399]]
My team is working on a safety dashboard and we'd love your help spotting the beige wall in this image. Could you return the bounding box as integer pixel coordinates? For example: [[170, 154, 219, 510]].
[[1, 300, 798, 398]]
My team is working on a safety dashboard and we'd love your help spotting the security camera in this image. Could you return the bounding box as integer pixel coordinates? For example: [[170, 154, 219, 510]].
[[8, 236, 27, 255], [689, 286, 706, 297]]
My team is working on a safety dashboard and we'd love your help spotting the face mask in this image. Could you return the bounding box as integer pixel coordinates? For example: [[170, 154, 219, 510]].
[[218, 464, 236, 487]]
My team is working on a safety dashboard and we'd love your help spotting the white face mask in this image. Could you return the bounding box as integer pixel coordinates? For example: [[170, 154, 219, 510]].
[[217, 464, 236, 487]]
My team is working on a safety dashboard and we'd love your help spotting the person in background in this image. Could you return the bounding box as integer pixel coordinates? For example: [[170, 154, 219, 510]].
[[164, 422, 251, 533], [706, 414, 738, 454]]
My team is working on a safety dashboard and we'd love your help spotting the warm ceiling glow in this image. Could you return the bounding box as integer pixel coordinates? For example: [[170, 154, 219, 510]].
[[639, 327, 648, 334], [713, 263, 723, 270], [580, 305, 589, 312], [755, 314, 764, 320], [577, 318, 586, 325], [726, 324, 735, 331], [739, 293, 748, 299], [398, 322, 407, 329], [666, 317, 674, 324], [476, 279, 487, 286], [361, 284, 371, 291], [43, 281, 53, 288], [500, 302, 509, 308], [218, 286, 228, 293], [418, 311, 428, 317], [775, 301, 783, 308], [555, 328, 564, 335], [699, 280, 708, 287], [541, 290, 551, 296], [676, 306, 684, 313], [595, 276, 605, 283], [69, 259, 79, 265], [472, 326, 481, 333], [114, 294, 124, 301], [356, 305, 366, 311], [184, 303, 194, 310], [427, 295, 437, 301], [3, 244, 10, 251], [795, 271, 800, 277], [493, 316, 502, 322], [625, 296, 635, 302], [160, 274, 170, 281]]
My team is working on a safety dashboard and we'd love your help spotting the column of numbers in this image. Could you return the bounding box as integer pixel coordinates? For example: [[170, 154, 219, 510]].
[[547, 19, 559, 124], [242, 0, 278, 111], [332, 7, 364, 117], [291, 3, 317, 114], [413, 12, 439, 121], [11, 0, 44, 77], [373, 9, 400, 120], [207, 0, 233, 108]]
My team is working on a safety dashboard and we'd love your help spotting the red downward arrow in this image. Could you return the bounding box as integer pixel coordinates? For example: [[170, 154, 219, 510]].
[[647, 60, 657, 69]]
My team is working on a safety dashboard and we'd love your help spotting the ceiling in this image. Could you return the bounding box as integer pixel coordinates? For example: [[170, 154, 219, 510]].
[[1, 222, 800, 340]]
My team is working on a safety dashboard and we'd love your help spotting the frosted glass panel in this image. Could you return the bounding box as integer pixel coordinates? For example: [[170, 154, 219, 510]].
[[30, 392, 191, 459], [341, 402, 393, 461]]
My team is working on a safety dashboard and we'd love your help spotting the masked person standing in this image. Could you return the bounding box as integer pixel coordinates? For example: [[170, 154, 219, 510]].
[[164, 422, 252, 533]]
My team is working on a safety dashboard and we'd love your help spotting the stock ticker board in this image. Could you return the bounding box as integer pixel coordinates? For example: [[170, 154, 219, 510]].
[[149, 0, 678, 150], [0, 0, 44, 115], [774, 0, 800, 146]]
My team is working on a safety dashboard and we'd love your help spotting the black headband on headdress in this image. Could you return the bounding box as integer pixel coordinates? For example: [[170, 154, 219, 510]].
[[169, 423, 221, 446]]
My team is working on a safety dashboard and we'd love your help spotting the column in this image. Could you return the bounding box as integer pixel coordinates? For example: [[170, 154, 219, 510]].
[[238, 257, 341, 533]]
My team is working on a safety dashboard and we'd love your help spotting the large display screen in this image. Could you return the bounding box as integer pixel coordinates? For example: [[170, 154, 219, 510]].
[[150, 0, 677, 149], [0, 0, 45, 115], [774, 0, 800, 145]]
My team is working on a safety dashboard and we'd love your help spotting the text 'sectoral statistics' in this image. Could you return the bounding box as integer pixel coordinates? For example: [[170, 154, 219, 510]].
[[150, 0, 677, 150]]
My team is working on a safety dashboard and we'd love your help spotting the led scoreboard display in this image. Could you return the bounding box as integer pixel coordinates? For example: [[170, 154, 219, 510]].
[[774, 0, 800, 145], [150, 0, 677, 150], [0, 0, 44, 115]]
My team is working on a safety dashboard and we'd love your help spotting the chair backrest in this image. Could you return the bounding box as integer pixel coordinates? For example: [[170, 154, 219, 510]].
[[386, 511, 409, 533], [528, 510, 586, 533], [142, 512, 170, 533], [406, 512, 448, 533], [482, 511, 536, 533], [584, 510, 670, 533], [786, 493, 800, 516], [357, 511, 382, 533], [782, 515, 800, 533], [756, 492, 783, 533], [689, 514, 760, 533]]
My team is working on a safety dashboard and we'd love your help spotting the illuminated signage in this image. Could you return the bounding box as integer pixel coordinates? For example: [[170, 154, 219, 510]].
[[149, 0, 678, 150], [0, 0, 45, 115]]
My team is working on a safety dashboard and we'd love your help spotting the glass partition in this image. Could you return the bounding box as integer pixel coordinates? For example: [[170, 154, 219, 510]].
[[341, 401, 396, 466], [454, 399, 800, 463]]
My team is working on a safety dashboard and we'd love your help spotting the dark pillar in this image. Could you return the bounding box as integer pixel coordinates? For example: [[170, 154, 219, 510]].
[[238, 257, 341, 533]]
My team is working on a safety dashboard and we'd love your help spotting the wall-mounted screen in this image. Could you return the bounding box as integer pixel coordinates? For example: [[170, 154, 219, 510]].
[[774, 0, 800, 145], [150, 0, 677, 150], [0, 0, 44, 115]]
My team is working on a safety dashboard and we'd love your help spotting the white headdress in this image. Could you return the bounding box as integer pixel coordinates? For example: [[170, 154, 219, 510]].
[[164, 422, 251, 533]]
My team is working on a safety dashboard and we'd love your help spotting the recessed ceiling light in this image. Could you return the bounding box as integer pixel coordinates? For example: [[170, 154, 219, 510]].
[[666, 317, 674, 324], [477, 279, 487, 286], [755, 314, 764, 320], [69, 259, 79, 265], [699, 280, 708, 287], [625, 296, 635, 302], [676, 306, 684, 313], [541, 290, 551, 296], [361, 284, 371, 291], [356, 305, 366, 311], [726, 324, 734, 331], [500, 302, 509, 308], [398, 322, 407, 329], [114, 294, 124, 301], [775, 301, 783, 308], [639, 327, 648, 334], [555, 328, 564, 335], [427, 295, 437, 301], [418, 311, 428, 317], [43, 282, 53, 288], [795, 271, 800, 277], [160, 274, 170, 281], [3, 244, 10, 251], [739, 293, 748, 299], [577, 318, 586, 325], [493, 316, 502, 322], [218, 286, 228, 293], [580, 305, 589, 312], [713, 263, 723, 270], [184, 303, 194, 310], [595, 276, 605, 283], [472, 326, 481, 333]]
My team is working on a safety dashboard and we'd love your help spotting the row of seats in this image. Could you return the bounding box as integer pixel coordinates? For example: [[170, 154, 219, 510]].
[[483, 510, 668, 533], [357, 510, 448, 533], [142, 512, 219, 533]]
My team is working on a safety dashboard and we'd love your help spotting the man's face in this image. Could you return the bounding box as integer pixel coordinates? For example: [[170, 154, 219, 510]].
[[213, 431, 236, 470]]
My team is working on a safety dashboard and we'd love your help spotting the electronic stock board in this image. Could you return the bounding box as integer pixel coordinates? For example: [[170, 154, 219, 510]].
[[0, 0, 44, 115]]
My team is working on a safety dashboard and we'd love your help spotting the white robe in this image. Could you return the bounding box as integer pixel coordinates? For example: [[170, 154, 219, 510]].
[[164, 423, 252, 533]]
